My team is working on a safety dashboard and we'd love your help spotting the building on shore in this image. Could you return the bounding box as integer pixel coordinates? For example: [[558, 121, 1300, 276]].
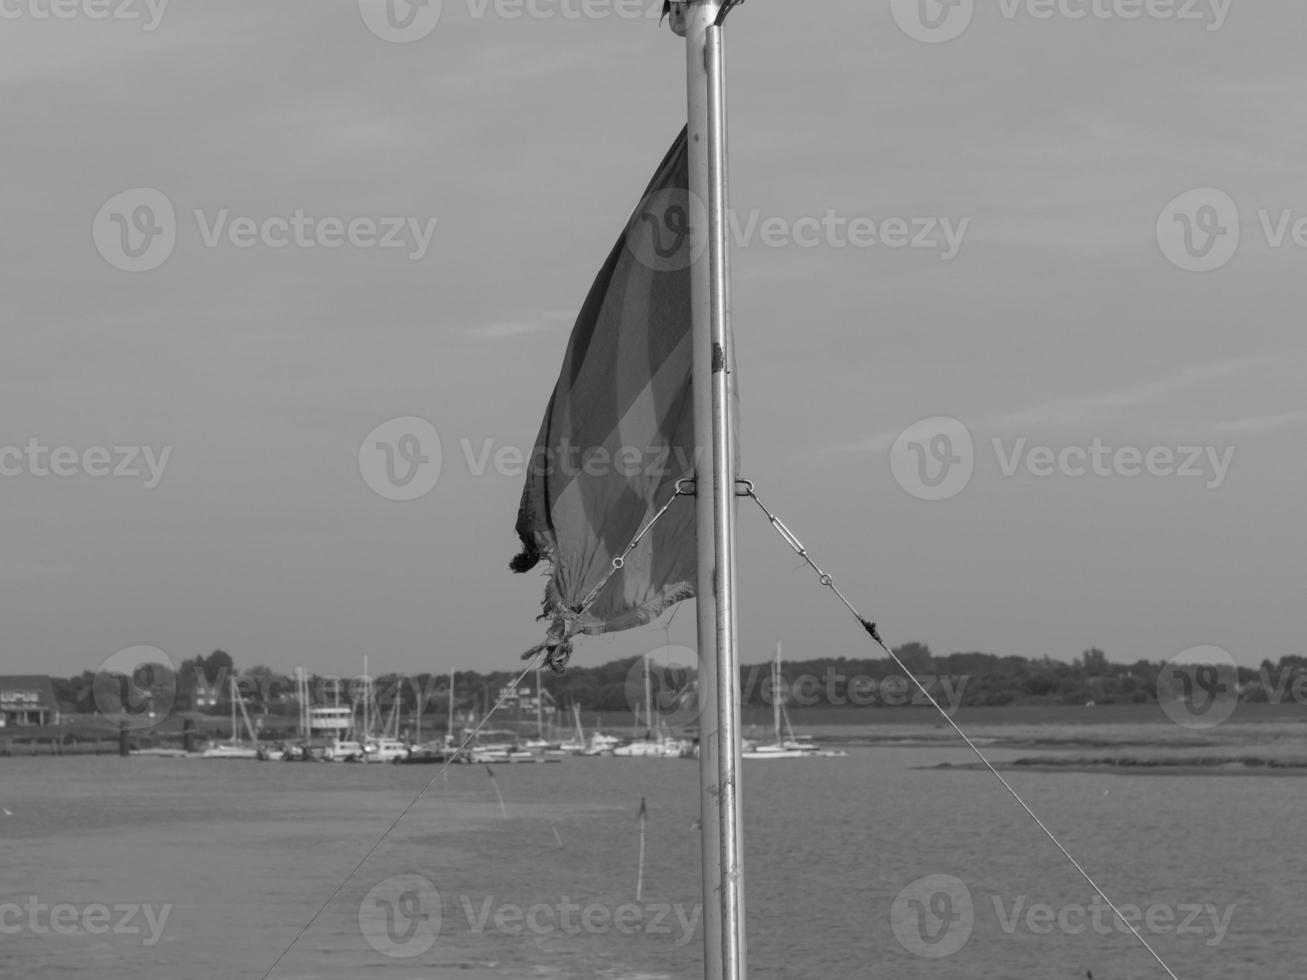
[[0, 676, 60, 727]]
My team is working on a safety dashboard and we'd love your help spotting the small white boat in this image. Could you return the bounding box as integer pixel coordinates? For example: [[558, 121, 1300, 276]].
[[200, 677, 262, 760], [472, 746, 537, 763], [200, 743, 261, 760], [323, 739, 365, 762], [364, 738, 409, 763], [741, 742, 808, 760], [545, 739, 586, 756], [584, 732, 620, 756], [613, 737, 666, 757]]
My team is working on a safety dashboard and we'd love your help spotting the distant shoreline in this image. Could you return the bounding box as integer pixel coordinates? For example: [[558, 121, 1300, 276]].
[[778, 700, 1307, 728], [929, 757, 1307, 777]]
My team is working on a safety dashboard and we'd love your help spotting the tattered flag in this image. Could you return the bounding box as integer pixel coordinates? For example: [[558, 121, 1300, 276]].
[[512, 129, 704, 672]]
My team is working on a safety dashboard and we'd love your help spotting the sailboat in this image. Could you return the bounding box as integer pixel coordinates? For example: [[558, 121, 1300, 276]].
[[545, 703, 588, 756], [742, 643, 808, 759], [521, 670, 550, 751], [613, 655, 682, 757], [777, 680, 848, 758], [362, 664, 409, 763], [200, 677, 261, 759]]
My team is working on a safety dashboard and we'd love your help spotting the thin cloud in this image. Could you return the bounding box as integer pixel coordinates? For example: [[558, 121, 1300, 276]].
[[1207, 410, 1307, 434], [982, 357, 1265, 432], [838, 356, 1269, 455], [464, 314, 571, 342]]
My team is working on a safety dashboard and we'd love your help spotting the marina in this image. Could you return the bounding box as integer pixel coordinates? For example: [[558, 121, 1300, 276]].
[[3, 0, 1302, 977]]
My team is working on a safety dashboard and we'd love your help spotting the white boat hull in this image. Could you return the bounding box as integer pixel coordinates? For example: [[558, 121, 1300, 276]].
[[741, 744, 809, 760], [200, 745, 260, 760]]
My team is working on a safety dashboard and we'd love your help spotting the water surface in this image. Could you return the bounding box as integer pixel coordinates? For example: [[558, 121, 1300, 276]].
[[0, 746, 1298, 978]]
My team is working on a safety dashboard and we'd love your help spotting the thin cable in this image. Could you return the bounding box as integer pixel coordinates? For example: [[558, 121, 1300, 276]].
[[260, 654, 546, 979], [745, 486, 1181, 980], [576, 479, 693, 613]]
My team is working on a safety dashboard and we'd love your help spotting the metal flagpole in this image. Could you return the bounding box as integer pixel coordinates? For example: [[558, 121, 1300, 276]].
[[672, 2, 745, 978]]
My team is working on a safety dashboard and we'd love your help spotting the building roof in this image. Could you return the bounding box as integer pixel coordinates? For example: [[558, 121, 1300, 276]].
[[0, 676, 59, 710]]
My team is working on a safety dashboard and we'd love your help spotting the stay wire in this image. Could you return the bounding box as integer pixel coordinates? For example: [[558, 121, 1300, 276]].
[[743, 483, 1181, 980], [260, 654, 546, 978]]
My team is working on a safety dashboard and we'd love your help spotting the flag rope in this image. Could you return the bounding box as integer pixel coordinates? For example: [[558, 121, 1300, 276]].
[[742, 484, 1182, 980], [265, 470, 693, 975], [259, 654, 547, 979], [576, 477, 697, 612]]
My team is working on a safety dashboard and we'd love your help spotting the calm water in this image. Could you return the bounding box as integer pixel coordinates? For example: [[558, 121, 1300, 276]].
[[0, 747, 1301, 979]]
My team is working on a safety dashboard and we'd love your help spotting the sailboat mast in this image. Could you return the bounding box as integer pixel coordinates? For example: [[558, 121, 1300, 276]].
[[674, 2, 745, 978], [447, 668, 455, 744], [773, 642, 782, 744], [644, 654, 652, 738]]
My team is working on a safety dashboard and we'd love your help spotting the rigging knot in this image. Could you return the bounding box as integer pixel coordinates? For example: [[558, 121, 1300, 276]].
[[858, 616, 883, 646], [520, 607, 580, 673]]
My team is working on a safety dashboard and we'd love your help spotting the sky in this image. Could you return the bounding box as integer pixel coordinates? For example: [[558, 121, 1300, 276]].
[[1, 0, 1303, 679]]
